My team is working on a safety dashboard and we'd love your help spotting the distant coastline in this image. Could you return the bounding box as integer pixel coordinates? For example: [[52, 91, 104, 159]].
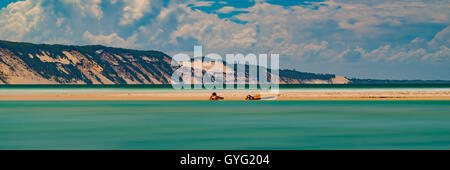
[[2, 40, 449, 85]]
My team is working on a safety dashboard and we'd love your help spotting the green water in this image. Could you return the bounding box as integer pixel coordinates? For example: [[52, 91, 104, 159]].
[[1, 101, 449, 150]]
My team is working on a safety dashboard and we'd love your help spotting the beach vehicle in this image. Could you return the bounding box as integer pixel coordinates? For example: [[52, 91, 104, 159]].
[[246, 94, 262, 100]]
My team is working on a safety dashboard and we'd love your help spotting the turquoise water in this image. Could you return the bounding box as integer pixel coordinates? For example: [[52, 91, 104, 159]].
[[1, 101, 449, 150]]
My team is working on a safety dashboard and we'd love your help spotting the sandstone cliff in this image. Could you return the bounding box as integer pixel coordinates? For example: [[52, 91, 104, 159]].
[[0, 40, 347, 84]]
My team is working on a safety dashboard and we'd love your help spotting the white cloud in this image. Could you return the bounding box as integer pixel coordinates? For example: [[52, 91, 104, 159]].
[[410, 37, 423, 44], [427, 26, 450, 49], [217, 6, 239, 14], [120, 0, 153, 25], [61, 0, 103, 20], [0, 0, 43, 41], [388, 48, 426, 61], [373, 1, 449, 24], [422, 46, 450, 62], [323, 1, 449, 34], [82, 31, 138, 48], [169, 5, 257, 53], [163, 1, 449, 65], [360, 45, 391, 62], [187, 1, 214, 7]]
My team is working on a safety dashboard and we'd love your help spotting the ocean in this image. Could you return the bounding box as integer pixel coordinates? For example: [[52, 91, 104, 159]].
[[1, 100, 449, 150]]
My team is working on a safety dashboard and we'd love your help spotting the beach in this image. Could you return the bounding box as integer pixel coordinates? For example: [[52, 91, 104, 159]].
[[1, 88, 449, 101]]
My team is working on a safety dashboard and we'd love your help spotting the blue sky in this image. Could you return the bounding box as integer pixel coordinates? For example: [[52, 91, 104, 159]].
[[0, 0, 20, 9], [0, 0, 449, 80]]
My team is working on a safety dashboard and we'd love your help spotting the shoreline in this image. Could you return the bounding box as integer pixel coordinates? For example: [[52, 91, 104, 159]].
[[1, 90, 449, 101]]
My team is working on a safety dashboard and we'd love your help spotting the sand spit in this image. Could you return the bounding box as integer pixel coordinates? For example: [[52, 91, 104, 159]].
[[1, 89, 449, 101]]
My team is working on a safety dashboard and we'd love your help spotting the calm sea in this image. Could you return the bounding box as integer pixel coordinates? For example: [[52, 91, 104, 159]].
[[1, 100, 449, 150], [1, 84, 449, 94]]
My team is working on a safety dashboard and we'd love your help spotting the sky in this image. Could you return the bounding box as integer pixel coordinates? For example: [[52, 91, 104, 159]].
[[0, 0, 449, 80]]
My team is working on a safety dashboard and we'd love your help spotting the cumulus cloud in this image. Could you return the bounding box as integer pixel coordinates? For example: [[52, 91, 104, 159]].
[[169, 5, 257, 53], [187, 0, 214, 7], [0, 0, 43, 41], [217, 6, 241, 14], [388, 48, 426, 61], [422, 46, 450, 62], [82, 31, 138, 48], [427, 26, 450, 49], [120, 0, 153, 25], [61, 0, 103, 20], [328, 0, 449, 33]]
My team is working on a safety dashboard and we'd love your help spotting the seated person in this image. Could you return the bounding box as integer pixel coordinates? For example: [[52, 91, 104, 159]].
[[209, 92, 224, 100], [246, 94, 255, 100]]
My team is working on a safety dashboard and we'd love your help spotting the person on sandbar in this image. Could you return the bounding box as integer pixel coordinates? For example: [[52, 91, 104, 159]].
[[209, 92, 224, 100]]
